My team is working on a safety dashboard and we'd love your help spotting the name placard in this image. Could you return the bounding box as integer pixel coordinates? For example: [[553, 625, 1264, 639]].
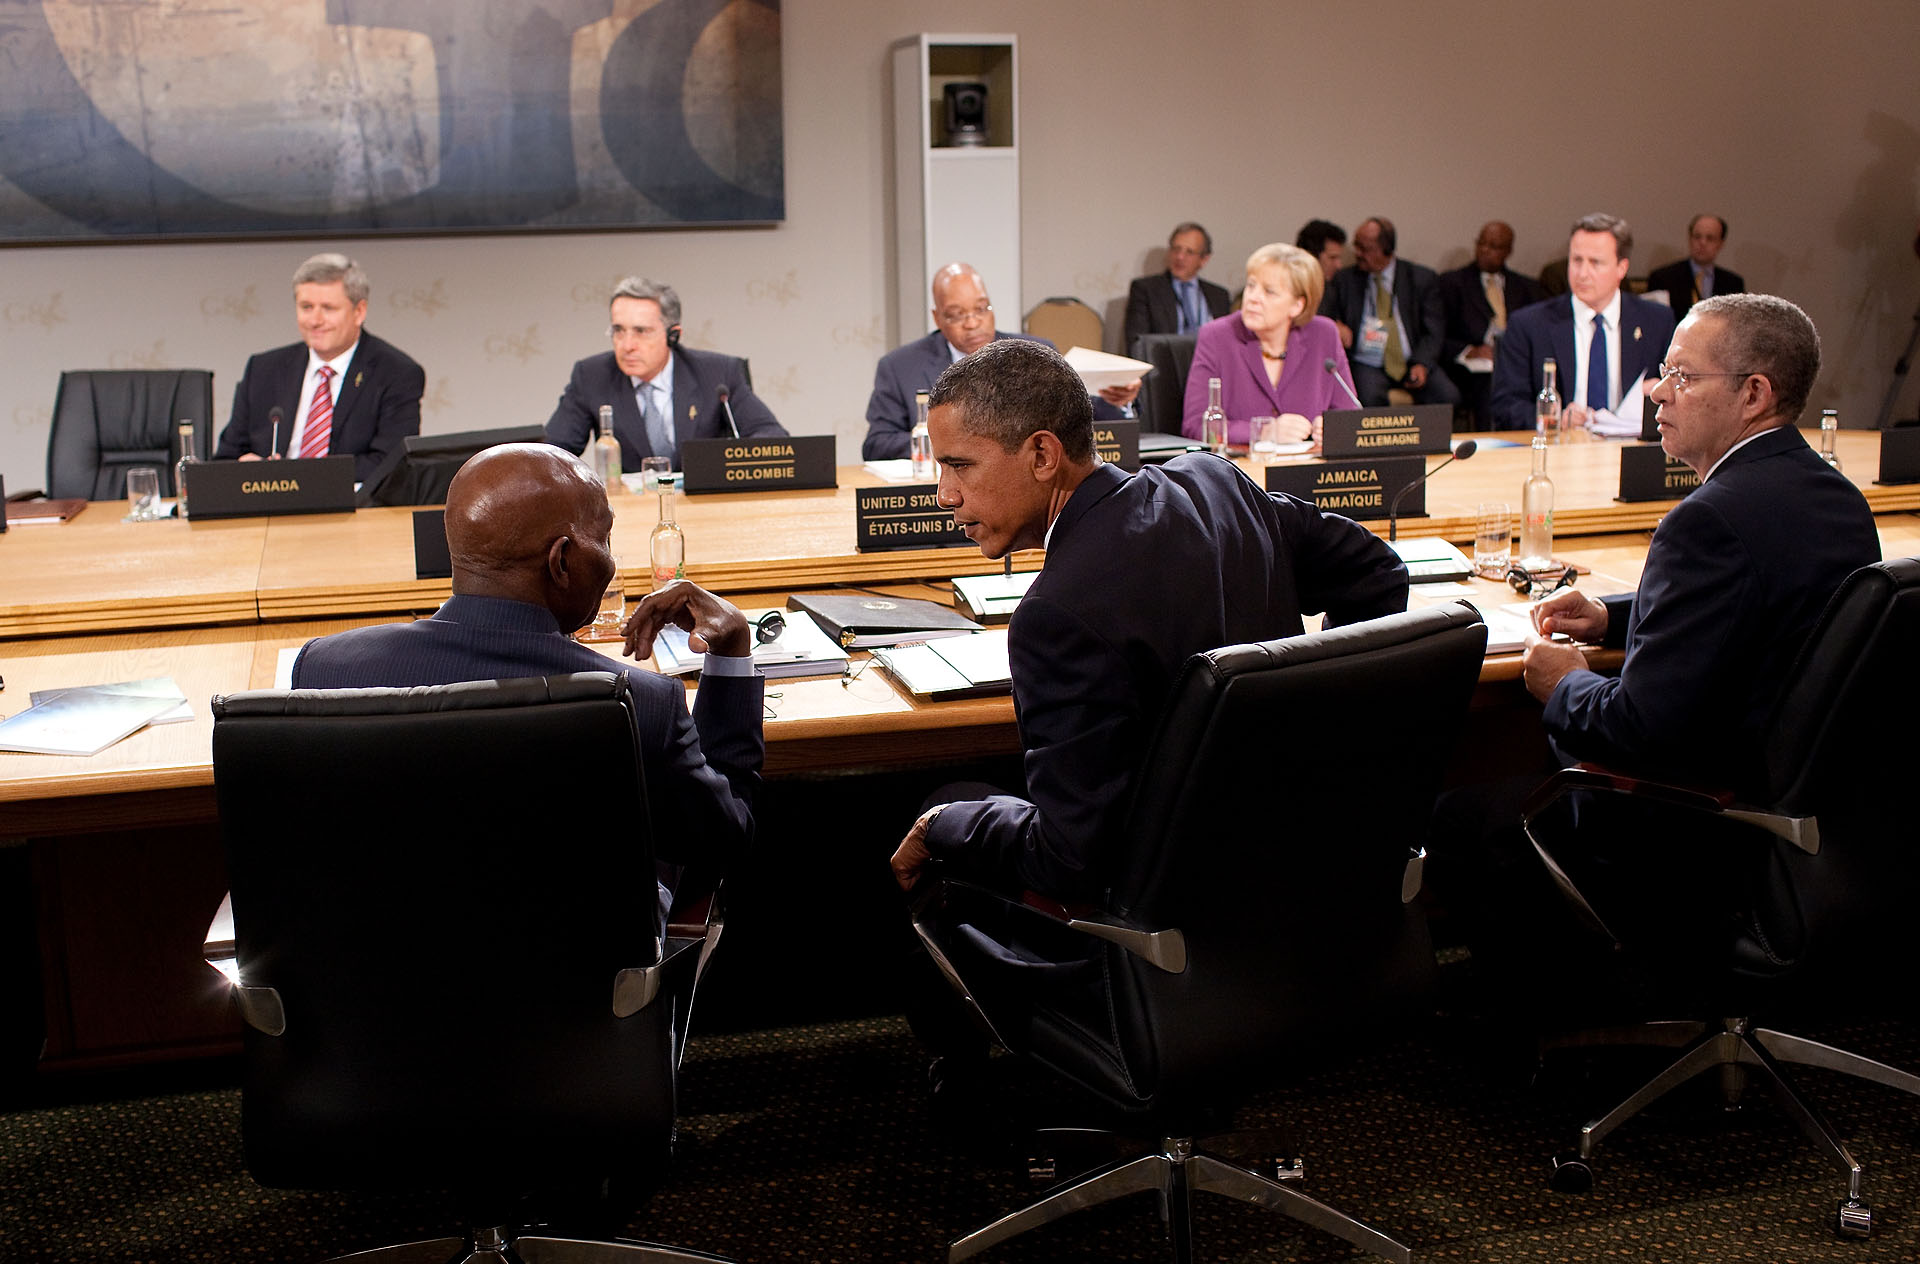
[[680, 434, 836, 494], [854, 485, 969, 550], [1264, 455, 1424, 521], [183, 457, 356, 519], [1876, 426, 1920, 486], [1616, 443, 1700, 502], [1321, 404, 1452, 458], [1092, 420, 1141, 471], [412, 509, 451, 579]]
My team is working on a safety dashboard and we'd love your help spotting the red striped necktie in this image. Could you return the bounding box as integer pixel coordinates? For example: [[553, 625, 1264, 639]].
[[299, 365, 334, 459]]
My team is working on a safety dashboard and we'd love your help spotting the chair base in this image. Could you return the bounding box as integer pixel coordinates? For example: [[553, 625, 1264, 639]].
[[1544, 1017, 1920, 1239], [328, 1225, 735, 1264], [949, 1134, 1408, 1264]]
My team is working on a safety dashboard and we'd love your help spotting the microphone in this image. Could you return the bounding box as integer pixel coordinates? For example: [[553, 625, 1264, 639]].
[[717, 386, 740, 439], [268, 406, 284, 459], [1387, 440, 1477, 541], [1323, 358, 1365, 411]]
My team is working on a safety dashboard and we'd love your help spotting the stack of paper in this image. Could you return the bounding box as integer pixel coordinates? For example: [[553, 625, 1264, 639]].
[[0, 677, 190, 755], [873, 631, 1013, 700], [652, 609, 850, 680]]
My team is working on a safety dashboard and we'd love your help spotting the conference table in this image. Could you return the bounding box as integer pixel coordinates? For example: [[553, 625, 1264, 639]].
[[2, 434, 1915, 1072]]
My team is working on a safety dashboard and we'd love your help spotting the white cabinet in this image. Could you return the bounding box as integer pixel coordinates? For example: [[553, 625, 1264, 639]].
[[890, 35, 1019, 346]]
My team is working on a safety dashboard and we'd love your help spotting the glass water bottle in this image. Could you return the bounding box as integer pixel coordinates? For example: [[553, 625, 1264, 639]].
[[1818, 409, 1842, 471], [1535, 359, 1561, 440], [910, 390, 936, 480], [1201, 377, 1227, 454], [1518, 435, 1555, 571], [592, 404, 623, 487], [650, 487, 685, 586], [174, 421, 197, 519]]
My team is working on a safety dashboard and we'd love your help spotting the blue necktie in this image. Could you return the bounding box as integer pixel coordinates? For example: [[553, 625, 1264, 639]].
[[1178, 280, 1201, 333], [1587, 314, 1609, 412], [640, 382, 674, 462]]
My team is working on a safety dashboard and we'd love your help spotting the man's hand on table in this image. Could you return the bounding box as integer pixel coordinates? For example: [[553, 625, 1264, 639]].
[[621, 579, 750, 660]]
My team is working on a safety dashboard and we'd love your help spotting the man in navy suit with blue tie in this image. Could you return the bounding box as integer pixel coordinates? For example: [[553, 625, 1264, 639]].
[[1122, 222, 1231, 350], [546, 276, 786, 471], [1489, 213, 1675, 431]]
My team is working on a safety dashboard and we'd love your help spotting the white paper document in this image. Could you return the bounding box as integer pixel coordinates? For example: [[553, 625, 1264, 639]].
[[1062, 346, 1153, 394]]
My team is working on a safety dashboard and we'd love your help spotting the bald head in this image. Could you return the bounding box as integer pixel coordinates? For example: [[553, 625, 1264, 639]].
[[931, 262, 996, 356], [445, 443, 615, 632]]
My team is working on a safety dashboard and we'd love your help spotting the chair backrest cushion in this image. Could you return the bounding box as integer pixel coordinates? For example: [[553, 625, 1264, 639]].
[[1128, 333, 1197, 434], [1045, 604, 1487, 1111], [212, 673, 674, 1191], [48, 370, 214, 500], [1024, 297, 1103, 352]]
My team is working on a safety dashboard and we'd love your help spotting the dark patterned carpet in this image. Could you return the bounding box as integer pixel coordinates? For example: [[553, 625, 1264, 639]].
[[6, 999, 1920, 1263]]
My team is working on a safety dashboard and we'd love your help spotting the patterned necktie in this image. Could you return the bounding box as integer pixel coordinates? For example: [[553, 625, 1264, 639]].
[[1587, 314, 1609, 412], [1484, 271, 1507, 332], [1375, 275, 1406, 380], [299, 365, 334, 459], [640, 381, 674, 462]]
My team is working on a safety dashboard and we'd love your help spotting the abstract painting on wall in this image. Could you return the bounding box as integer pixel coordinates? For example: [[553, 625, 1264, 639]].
[[0, 0, 784, 243]]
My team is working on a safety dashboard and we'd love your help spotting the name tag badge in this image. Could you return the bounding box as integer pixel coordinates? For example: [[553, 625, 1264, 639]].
[[1359, 318, 1388, 354]]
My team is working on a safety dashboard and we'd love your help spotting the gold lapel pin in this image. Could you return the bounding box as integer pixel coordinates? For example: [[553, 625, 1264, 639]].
[[354, 370, 364, 387], [690, 405, 698, 420], [1632, 328, 1641, 342]]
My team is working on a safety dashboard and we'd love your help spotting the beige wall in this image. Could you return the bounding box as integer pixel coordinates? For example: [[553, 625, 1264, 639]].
[[3, 0, 1917, 496]]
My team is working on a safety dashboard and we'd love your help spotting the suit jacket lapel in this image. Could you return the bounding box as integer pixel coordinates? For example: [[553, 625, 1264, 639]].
[[1155, 274, 1179, 332], [1552, 300, 1578, 397], [671, 349, 702, 442], [330, 343, 369, 437], [1616, 299, 1652, 393]]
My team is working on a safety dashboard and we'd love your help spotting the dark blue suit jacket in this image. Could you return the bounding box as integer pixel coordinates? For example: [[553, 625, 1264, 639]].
[[924, 454, 1409, 900], [862, 330, 1128, 461], [1646, 259, 1745, 323], [1489, 292, 1675, 430], [291, 594, 763, 871], [545, 347, 786, 471], [1544, 425, 1879, 792], [214, 332, 425, 482]]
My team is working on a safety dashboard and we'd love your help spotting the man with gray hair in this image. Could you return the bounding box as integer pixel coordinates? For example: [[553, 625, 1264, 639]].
[[214, 252, 425, 481], [546, 275, 785, 471]]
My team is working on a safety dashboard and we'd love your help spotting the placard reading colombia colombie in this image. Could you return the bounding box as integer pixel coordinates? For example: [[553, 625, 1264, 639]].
[[1615, 444, 1700, 503], [1320, 405, 1452, 458], [1264, 456, 1424, 522], [680, 436, 837, 494], [854, 486, 970, 551]]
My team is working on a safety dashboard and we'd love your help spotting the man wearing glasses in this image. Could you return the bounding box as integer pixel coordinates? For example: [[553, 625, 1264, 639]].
[[1488, 213, 1675, 432], [862, 262, 1139, 460], [545, 276, 786, 471], [1430, 295, 1879, 990]]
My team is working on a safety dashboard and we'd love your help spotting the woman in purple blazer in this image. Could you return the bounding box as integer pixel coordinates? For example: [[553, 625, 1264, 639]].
[[1183, 242, 1358, 445]]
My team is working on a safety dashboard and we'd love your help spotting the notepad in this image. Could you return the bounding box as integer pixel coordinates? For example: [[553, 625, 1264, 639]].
[[873, 631, 1013, 700], [0, 687, 184, 755]]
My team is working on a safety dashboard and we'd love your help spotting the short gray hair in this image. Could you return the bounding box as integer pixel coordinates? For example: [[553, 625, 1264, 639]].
[[611, 276, 682, 327], [1692, 293, 1821, 425], [292, 252, 369, 305]]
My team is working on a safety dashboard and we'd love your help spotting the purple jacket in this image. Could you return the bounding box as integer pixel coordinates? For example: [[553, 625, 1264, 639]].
[[1182, 314, 1357, 444]]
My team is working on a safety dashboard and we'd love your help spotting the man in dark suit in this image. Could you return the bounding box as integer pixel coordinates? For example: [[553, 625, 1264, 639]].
[[213, 253, 424, 483], [1646, 214, 1745, 322], [863, 262, 1138, 461], [1431, 295, 1879, 982], [1318, 216, 1460, 408], [888, 339, 1406, 902], [1489, 213, 1675, 431], [293, 442, 763, 911], [1122, 221, 1231, 350], [545, 276, 786, 471], [1440, 221, 1549, 427]]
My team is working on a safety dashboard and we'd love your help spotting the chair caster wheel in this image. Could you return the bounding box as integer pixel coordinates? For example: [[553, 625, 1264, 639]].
[[1836, 1199, 1872, 1239], [1549, 1155, 1593, 1193]]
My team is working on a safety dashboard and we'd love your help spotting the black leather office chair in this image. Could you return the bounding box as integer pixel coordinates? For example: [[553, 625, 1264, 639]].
[[48, 369, 213, 500], [914, 603, 1488, 1263], [210, 673, 731, 1264], [1127, 333, 1196, 435], [1525, 558, 1920, 1238]]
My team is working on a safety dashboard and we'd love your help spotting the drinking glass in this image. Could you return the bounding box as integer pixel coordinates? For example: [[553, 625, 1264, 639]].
[[1474, 502, 1513, 577], [124, 467, 162, 522], [640, 456, 672, 492], [1248, 417, 1280, 464]]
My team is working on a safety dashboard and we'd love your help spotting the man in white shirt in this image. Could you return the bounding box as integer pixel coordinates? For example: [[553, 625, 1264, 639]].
[[214, 252, 425, 482], [1488, 213, 1675, 432]]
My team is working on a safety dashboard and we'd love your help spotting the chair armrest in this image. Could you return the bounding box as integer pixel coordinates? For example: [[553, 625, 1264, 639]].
[[612, 935, 705, 1019], [922, 875, 1189, 974], [202, 892, 286, 1034], [1521, 763, 1819, 855]]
